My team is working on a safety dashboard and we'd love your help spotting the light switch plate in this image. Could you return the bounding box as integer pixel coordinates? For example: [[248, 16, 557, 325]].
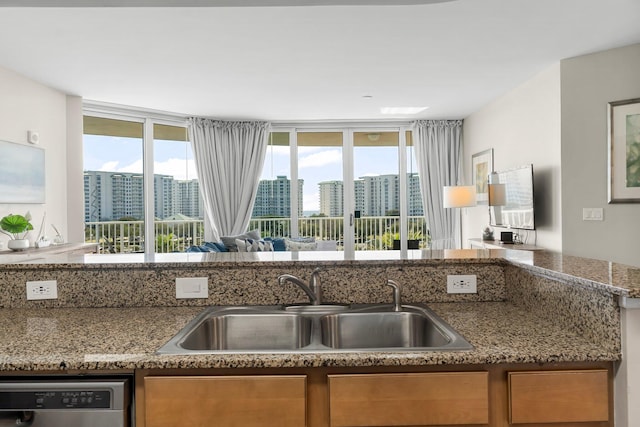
[[583, 208, 604, 221], [176, 277, 209, 299]]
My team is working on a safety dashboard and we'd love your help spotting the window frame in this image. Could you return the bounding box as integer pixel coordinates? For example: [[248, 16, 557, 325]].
[[82, 103, 188, 255], [270, 122, 414, 254]]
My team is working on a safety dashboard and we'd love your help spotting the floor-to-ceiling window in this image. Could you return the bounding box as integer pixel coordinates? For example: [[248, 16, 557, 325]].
[[83, 112, 426, 255], [82, 107, 189, 254], [256, 125, 427, 252], [83, 116, 145, 253], [152, 124, 198, 253]]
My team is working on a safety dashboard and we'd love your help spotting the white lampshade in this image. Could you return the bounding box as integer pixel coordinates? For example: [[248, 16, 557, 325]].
[[488, 183, 506, 206], [443, 186, 477, 208]]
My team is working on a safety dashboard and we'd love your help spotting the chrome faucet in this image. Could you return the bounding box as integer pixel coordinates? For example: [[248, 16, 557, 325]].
[[385, 279, 403, 312], [278, 268, 323, 305]]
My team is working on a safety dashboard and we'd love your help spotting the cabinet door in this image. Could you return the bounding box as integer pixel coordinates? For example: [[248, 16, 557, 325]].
[[328, 372, 489, 426], [508, 370, 609, 424], [145, 375, 306, 427]]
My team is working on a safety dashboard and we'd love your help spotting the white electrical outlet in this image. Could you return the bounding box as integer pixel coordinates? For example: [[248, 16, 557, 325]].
[[26, 280, 58, 300], [447, 275, 477, 294], [176, 277, 209, 299]]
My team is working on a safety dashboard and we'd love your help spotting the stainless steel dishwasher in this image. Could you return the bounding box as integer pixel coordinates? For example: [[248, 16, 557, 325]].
[[0, 377, 131, 427]]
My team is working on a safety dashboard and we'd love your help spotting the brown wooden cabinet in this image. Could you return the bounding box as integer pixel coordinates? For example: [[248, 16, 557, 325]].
[[508, 370, 609, 425], [328, 372, 489, 426], [144, 375, 307, 427], [137, 363, 613, 427]]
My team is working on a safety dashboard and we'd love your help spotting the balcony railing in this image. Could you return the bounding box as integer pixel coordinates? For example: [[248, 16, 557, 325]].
[[85, 216, 429, 253]]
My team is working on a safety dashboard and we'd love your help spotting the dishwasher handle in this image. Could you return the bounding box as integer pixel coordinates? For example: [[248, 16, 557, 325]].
[[0, 411, 34, 426]]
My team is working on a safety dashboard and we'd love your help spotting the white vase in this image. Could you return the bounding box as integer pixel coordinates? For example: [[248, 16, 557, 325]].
[[7, 239, 29, 251]]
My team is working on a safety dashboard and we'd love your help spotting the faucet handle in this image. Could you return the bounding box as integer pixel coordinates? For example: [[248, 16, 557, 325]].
[[385, 280, 403, 312], [310, 268, 323, 304]]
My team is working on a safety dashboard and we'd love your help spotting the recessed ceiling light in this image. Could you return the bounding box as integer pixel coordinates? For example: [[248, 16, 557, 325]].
[[380, 107, 429, 115], [362, 95, 373, 99]]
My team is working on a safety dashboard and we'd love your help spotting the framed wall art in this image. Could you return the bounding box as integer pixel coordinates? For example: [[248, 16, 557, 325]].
[[608, 98, 640, 203], [0, 140, 45, 204], [472, 148, 493, 205]]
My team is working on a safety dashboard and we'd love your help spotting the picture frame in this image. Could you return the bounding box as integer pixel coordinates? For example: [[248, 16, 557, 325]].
[[472, 148, 493, 205], [0, 140, 45, 204], [608, 98, 640, 203]]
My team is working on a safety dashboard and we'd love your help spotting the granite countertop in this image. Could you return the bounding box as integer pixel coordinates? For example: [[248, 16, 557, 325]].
[[2, 248, 639, 297], [0, 302, 617, 372]]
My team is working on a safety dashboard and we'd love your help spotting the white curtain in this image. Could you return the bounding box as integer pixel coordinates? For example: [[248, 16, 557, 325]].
[[411, 120, 464, 249], [188, 118, 270, 241]]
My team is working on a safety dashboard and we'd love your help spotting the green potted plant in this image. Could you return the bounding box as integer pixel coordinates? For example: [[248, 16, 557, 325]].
[[0, 212, 34, 251]]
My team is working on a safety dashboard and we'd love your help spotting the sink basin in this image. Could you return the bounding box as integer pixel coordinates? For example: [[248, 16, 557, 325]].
[[156, 304, 472, 354], [180, 312, 312, 351], [320, 311, 450, 349]]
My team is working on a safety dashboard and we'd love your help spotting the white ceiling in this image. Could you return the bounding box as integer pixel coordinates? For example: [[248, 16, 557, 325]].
[[0, 0, 639, 121]]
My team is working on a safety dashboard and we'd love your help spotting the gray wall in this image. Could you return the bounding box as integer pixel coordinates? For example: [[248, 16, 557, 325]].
[[462, 64, 562, 252], [561, 43, 640, 267]]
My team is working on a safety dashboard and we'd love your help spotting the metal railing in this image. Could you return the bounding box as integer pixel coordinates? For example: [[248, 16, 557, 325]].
[[85, 216, 429, 253]]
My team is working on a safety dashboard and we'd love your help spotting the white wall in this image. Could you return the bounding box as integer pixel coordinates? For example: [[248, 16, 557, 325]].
[[66, 96, 84, 243], [462, 64, 562, 251], [0, 66, 69, 248], [561, 43, 640, 267]]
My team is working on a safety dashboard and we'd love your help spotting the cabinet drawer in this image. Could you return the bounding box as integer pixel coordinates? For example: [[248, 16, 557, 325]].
[[328, 372, 489, 426], [509, 370, 609, 424], [145, 375, 306, 427]]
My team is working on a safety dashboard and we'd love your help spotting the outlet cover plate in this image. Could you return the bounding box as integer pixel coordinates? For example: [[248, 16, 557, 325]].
[[583, 208, 604, 221], [447, 275, 477, 294], [26, 280, 58, 300], [176, 277, 209, 299]]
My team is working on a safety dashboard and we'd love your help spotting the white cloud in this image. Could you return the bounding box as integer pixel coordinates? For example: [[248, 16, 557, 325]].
[[153, 158, 198, 181], [117, 159, 143, 174], [98, 161, 120, 171], [299, 149, 342, 169]]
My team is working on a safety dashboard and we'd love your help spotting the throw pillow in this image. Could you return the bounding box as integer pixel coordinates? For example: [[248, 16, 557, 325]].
[[220, 229, 261, 252], [202, 242, 222, 252], [235, 238, 274, 252], [284, 237, 317, 251], [264, 237, 286, 251]]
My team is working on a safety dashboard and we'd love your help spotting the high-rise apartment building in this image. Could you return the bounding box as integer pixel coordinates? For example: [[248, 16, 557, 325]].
[[407, 173, 423, 216], [319, 180, 343, 217], [154, 174, 176, 220], [84, 171, 203, 221], [354, 179, 365, 213], [85, 171, 145, 221], [317, 173, 423, 218], [361, 174, 399, 216], [176, 179, 203, 219], [252, 176, 303, 218]]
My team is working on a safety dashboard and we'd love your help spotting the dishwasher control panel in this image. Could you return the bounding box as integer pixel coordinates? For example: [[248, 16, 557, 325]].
[[0, 389, 111, 410]]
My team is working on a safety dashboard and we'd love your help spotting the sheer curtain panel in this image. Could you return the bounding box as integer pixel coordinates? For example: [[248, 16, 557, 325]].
[[188, 119, 270, 241], [411, 120, 464, 249]]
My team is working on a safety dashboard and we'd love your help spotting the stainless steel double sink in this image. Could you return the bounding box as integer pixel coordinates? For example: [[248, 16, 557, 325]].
[[156, 303, 473, 354]]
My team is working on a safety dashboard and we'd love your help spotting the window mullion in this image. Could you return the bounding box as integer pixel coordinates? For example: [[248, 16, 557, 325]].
[[143, 119, 155, 255]]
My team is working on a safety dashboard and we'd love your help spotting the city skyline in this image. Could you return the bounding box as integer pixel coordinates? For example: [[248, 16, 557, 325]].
[[84, 170, 422, 223], [83, 134, 420, 213]]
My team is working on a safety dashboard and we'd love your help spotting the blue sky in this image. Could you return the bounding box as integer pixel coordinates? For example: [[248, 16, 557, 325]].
[[83, 135, 416, 212]]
